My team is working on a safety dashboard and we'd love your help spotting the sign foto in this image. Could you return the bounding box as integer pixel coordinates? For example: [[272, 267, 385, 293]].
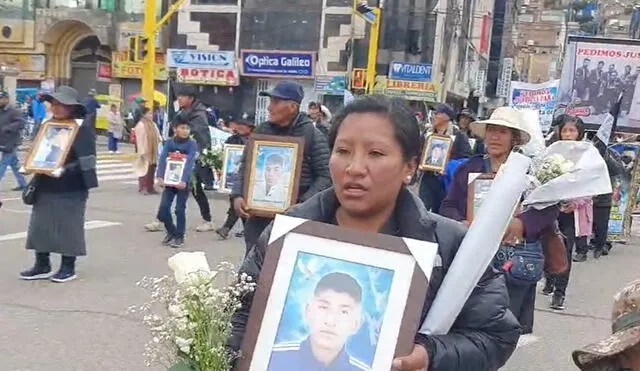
[[177, 67, 240, 86], [240, 50, 315, 79]]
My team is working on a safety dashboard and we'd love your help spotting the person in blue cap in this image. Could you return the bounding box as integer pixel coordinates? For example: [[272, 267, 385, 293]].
[[419, 103, 471, 213], [231, 80, 331, 253], [267, 272, 370, 371]]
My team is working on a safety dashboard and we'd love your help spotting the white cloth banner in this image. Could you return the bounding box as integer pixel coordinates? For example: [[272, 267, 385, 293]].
[[508, 80, 560, 133]]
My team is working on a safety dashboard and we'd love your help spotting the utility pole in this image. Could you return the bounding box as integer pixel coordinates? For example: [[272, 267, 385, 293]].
[[136, 0, 187, 108]]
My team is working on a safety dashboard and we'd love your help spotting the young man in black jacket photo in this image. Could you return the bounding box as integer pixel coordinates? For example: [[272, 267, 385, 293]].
[[231, 81, 332, 253]]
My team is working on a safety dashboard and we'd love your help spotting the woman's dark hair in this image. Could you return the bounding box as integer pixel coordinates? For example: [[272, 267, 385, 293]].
[[308, 101, 320, 110], [141, 106, 151, 116], [558, 115, 585, 140], [328, 95, 422, 162]]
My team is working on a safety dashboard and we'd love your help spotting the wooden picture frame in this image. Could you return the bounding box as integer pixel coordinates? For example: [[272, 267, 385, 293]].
[[420, 134, 453, 173], [237, 218, 434, 371], [24, 119, 80, 175], [220, 144, 245, 193], [467, 173, 495, 222], [243, 134, 304, 218]]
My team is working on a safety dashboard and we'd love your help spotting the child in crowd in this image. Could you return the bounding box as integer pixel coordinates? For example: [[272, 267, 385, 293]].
[[216, 113, 255, 240], [156, 121, 198, 248]]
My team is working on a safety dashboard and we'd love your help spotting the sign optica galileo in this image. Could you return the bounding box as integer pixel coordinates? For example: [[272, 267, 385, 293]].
[[240, 50, 315, 79]]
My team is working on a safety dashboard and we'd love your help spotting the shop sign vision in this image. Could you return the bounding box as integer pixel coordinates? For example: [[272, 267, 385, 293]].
[[314, 75, 347, 95], [240, 50, 315, 79], [167, 49, 235, 70], [111, 52, 168, 80], [177, 67, 239, 86], [388, 61, 432, 82]]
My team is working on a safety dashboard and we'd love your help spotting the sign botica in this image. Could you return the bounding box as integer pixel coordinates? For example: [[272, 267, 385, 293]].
[[167, 49, 239, 87]]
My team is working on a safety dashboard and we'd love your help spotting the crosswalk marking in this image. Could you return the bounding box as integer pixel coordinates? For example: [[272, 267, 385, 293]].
[[97, 157, 137, 184], [0, 220, 122, 243]]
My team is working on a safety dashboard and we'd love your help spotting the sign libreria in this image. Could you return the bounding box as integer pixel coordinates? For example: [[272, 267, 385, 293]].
[[240, 50, 315, 78]]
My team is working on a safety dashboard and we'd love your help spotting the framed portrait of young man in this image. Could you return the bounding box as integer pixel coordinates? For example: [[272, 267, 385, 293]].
[[420, 134, 453, 173], [24, 120, 80, 175], [220, 144, 245, 193], [237, 215, 438, 371], [466, 173, 495, 222], [244, 134, 304, 218], [164, 153, 187, 187]]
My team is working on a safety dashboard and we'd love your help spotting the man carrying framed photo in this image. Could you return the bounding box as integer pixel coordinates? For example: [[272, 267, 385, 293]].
[[232, 81, 332, 253]]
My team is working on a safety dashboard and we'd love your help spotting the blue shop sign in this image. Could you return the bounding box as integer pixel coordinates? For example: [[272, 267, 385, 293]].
[[388, 61, 433, 82], [241, 50, 315, 79], [167, 49, 235, 69], [314, 75, 347, 95]]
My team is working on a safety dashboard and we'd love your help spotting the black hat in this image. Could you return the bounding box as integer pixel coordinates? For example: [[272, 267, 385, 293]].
[[457, 108, 477, 121], [176, 85, 198, 98], [259, 80, 304, 104], [234, 112, 255, 127], [43, 86, 87, 116]]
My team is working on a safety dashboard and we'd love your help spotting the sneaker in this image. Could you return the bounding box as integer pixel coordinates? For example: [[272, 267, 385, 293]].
[[550, 294, 565, 310], [19, 265, 52, 280], [170, 237, 185, 248], [108, 151, 115, 154], [196, 221, 215, 232], [50, 271, 77, 283], [216, 227, 230, 240], [541, 284, 553, 296], [593, 248, 603, 259], [162, 234, 174, 246], [144, 220, 164, 232], [573, 253, 587, 262], [235, 230, 245, 238]]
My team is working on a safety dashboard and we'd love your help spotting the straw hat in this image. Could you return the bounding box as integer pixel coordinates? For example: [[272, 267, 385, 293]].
[[573, 279, 640, 370], [470, 107, 531, 146]]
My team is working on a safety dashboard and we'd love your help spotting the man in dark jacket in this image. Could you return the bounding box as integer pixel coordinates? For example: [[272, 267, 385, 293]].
[[232, 81, 332, 252], [228, 188, 521, 370], [174, 85, 215, 232], [0, 92, 28, 191], [83, 89, 101, 131]]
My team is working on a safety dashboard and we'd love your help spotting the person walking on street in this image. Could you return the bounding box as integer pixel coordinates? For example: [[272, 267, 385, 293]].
[[83, 89, 101, 131], [19, 86, 98, 283], [155, 121, 198, 248], [134, 107, 161, 195], [0, 91, 28, 191], [232, 81, 332, 253], [216, 113, 255, 240], [144, 86, 214, 232], [307, 101, 332, 137], [107, 104, 124, 153], [419, 103, 471, 213], [31, 92, 47, 140]]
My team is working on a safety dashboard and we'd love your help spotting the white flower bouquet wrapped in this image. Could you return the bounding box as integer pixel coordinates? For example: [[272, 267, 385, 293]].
[[199, 147, 223, 171], [129, 252, 256, 371]]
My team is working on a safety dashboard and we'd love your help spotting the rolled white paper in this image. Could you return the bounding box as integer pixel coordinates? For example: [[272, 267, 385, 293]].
[[420, 152, 532, 335]]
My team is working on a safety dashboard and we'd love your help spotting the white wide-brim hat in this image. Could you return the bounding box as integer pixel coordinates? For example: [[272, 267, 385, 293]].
[[470, 107, 532, 146]]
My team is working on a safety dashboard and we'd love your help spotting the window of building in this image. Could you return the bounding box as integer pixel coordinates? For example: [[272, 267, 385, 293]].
[[191, 0, 238, 4]]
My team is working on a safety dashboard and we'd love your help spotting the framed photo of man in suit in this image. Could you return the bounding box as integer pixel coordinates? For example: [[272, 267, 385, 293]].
[[25, 120, 79, 175], [419, 134, 453, 173]]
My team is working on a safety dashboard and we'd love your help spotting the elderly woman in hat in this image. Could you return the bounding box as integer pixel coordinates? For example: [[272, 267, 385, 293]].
[[20, 86, 98, 283], [419, 103, 472, 213], [440, 107, 560, 334], [573, 279, 640, 371]]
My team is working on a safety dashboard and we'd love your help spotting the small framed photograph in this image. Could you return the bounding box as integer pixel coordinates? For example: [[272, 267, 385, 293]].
[[220, 144, 245, 193], [237, 216, 436, 371], [420, 134, 453, 172], [164, 154, 187, 187], [25, 120, 79, 175], [467, 173, 495, 222], [244, 134, 304, 217]]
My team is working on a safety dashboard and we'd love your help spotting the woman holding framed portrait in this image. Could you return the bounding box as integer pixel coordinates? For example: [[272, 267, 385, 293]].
[[439, 107, 562, 335], [229, 96, 521, 370], [19, 86, 98, 283]]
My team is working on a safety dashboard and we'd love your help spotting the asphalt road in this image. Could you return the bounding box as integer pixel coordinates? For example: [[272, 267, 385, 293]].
[[1, 148, 639, 370]]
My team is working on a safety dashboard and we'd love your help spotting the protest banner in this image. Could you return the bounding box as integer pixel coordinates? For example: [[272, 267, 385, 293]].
[[508, 80, 559, 133], [558, 36, 640, 132], [608, 143, 640, 242]]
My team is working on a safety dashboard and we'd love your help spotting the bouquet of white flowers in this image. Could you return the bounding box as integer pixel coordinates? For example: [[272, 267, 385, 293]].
[[129, 252, 256, 371], [199, 148, 223, 171], [533, 153, 575, 184]]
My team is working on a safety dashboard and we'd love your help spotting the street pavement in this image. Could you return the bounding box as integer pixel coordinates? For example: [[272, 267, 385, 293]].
[[1, 140, 640, 370]]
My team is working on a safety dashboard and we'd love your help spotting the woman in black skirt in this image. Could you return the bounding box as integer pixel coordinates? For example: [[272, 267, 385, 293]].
[[20, 86, 98, 283]]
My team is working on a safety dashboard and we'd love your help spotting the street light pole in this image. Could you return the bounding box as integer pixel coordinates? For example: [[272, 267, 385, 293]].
[[142, 0, 158, 107], [366, 7, 382, 94]]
